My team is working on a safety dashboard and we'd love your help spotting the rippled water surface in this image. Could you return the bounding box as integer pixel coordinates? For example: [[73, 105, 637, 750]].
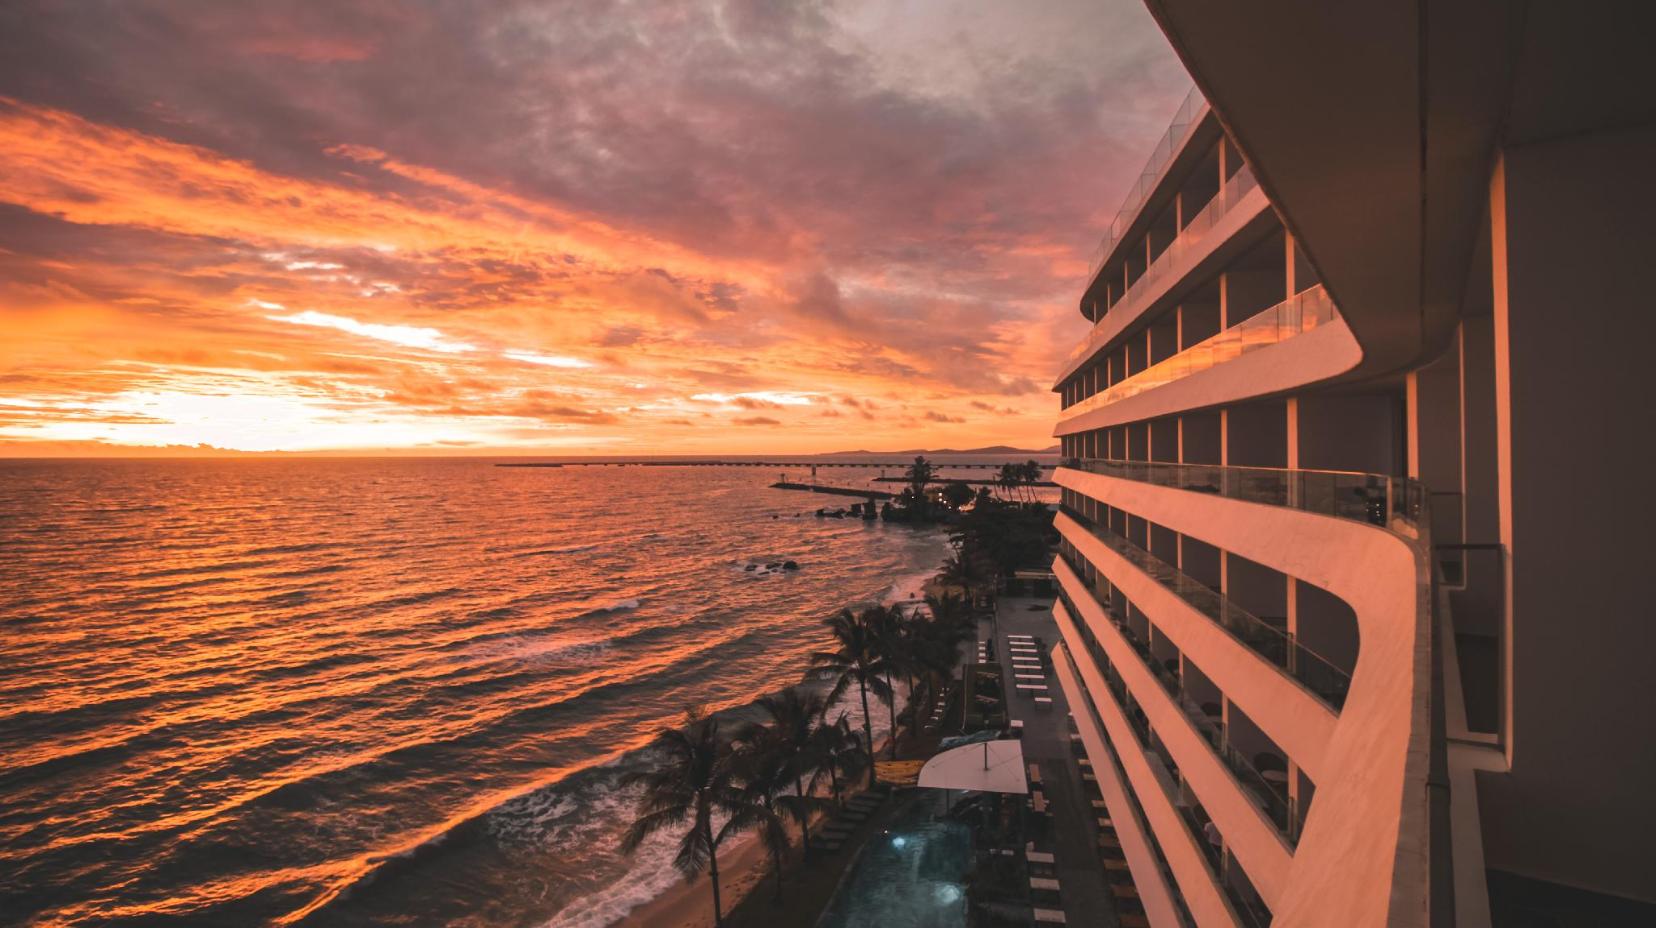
[[0, 459, 957, 927]]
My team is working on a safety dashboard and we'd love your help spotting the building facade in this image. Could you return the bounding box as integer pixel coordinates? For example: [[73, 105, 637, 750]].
[[1048, 3, 1656, 926]]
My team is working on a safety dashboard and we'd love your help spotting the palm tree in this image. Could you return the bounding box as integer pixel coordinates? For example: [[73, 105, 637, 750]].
[[996, 462, 1019, 502], [806, 607, 892, 784], [903, 455, 935, 517], [622, 708, 759, 927], [1021, 460, 1044, 504], [728, 730, 797, 902], [907, 593, 977, 732], [865, 604, 909, 760], [809, 711, 865, 803], [746, 688, 830, 854]]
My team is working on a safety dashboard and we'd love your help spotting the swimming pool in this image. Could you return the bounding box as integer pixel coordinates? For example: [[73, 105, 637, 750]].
[[816, 798, 972, 928]]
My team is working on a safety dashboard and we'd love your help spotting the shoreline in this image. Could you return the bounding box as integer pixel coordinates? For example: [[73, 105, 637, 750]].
[[615, 726, 904, 928], [605, 563, 941, 928]]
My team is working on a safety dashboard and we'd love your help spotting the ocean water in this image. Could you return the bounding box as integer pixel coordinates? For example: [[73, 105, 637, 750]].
[[0, 458, 970, 927]]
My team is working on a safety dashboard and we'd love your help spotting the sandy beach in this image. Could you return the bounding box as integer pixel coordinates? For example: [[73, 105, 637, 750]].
[[616, 831, 772, 928]]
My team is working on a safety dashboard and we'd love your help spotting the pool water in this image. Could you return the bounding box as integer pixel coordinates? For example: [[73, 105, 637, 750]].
[[816, 799, 972, 928]]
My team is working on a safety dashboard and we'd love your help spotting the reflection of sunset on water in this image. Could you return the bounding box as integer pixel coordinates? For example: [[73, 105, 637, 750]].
[[0, 459, 953, 924]]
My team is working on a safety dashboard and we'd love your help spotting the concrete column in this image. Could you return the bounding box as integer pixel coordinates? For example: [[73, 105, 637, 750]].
[[1284, 396, 1301, 831], [1284, 232, 1297, 297]]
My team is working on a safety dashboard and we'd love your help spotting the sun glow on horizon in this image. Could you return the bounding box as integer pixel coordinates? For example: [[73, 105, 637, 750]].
[[0, 2, 1189, 456]]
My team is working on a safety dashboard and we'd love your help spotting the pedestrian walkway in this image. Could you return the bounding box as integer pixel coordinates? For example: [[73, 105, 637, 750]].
[[988, 595, 1119, 928]]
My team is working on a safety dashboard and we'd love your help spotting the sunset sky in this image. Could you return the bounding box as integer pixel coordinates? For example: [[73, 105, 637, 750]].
[[0, 0, 1185, 455]]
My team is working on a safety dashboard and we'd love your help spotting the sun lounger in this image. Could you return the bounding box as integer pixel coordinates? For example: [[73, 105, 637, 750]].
[[1034, 696, 1053, 707], [1016, 683, 1049, 691], [1029, 877, 1061, 892], [1015, 673, 1044, 680], [1033, 908, 1067, 923], [1026, 850, 1056, 864]]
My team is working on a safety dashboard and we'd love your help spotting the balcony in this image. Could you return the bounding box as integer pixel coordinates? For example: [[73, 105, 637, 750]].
[[1087, 85, 1208, 287], [1063, 458, 1425, 540], [1056, 569, 1303, 845], [1063, 168, 1276, 393], [1088, 161, 1261, 327], [1056, 631, 1274, 927], [1054, 644, 1192, 928], [1054, 460, 1440, 924], [1059, 507, 1351, 711], [1063, 283, 1334, 415]]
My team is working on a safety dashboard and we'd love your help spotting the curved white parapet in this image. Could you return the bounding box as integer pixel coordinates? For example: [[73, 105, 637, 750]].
[[1053, 511, 1338, 779], [1054, 559, 1294, 908], [1056, 314, 1363, 436], [1053, 601, 1242, 928], [1053, 643, 1188, 928], [1057, 466, 1435, 928]]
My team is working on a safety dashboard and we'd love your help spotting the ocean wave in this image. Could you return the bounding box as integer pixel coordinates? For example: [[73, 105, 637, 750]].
[[246, 541, 348, 557], [515, 543, 600, 558], [583, 597, 640, 615]]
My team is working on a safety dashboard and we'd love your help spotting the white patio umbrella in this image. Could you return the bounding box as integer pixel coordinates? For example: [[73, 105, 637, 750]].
[[916, 738, 1029, 794]]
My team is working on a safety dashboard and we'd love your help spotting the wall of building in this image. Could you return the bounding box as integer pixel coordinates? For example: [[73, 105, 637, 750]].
[[1478, 124, 1656, 903]]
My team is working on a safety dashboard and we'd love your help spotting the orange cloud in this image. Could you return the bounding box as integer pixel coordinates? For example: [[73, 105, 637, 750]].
[[0, 0, 1188, 456]]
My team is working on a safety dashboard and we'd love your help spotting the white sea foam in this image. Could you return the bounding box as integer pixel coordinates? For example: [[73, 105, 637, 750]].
[[468, 634, 612, 664], [589, 597, 641, 614]]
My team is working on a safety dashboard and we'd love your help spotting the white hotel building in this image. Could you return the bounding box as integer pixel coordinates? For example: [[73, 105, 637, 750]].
[[1047, 3, 1653, 926]]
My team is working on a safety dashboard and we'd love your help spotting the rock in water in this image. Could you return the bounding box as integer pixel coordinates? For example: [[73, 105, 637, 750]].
[[783, 560, 799, 571]]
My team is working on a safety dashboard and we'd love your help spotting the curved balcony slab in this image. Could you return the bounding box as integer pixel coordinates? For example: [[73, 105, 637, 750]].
[[1056, 315, 1361, 436], [1056, 561, 1293, 907], [1054, 644, 1187, 928], [1055, 466, 1435, 928], [1056, 183, 1275, 388], [1053, 513, 1338, 778], [1054, 602, 1241, 928]]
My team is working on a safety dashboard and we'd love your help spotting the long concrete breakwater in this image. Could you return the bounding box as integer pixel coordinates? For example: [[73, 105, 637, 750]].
[[496, 460, 1044, 469]]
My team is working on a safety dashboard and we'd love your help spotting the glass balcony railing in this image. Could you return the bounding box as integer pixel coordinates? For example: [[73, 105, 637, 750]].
[[1065, 281, 1333, 411], [1062, 457, 1426, 539], [1056, 642, 1199, 927], [1090, 161, 1260, 320], [1087, 86, 1207, 284], [1058, 504, 1353, 711], [1057, 635, 1275, 927], [1058, 561, 1301, 843]]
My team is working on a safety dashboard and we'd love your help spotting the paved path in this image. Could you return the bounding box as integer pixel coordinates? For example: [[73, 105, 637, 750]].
[[991, 595, 1119, 928]]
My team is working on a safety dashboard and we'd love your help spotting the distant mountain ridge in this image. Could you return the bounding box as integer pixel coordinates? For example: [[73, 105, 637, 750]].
[[823, 445, 1059, 456]]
